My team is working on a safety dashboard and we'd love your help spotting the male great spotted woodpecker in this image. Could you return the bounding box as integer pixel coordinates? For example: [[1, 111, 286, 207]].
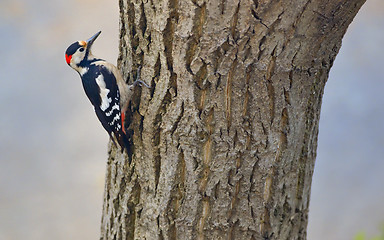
[[65, 31, 148, 151]]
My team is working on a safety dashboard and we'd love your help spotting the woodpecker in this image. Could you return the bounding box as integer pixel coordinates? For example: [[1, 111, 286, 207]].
[[65, 31, 147, 151]]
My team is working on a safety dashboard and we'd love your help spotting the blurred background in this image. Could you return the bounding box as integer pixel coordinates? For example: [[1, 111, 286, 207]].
[[0, 0, 382, 239]]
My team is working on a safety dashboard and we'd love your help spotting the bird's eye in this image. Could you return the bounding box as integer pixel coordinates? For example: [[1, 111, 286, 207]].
[[79, 47, 84, 52]]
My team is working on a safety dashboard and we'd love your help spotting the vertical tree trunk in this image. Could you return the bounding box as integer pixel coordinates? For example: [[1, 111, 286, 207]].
[[101, 0, 365, 239]]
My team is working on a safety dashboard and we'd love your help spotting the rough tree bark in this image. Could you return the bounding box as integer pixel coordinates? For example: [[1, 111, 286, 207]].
[[100, 0, 365, 239]]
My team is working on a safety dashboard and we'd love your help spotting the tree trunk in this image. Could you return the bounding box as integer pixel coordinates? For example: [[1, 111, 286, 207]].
[[100, 0, 365, 239]]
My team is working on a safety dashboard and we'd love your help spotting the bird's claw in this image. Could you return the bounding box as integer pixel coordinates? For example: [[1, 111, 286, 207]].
[[133, 66, 151, 88]]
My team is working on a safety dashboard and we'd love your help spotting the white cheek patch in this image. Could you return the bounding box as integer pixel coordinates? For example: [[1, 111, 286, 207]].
[[73, 55, 82, 64], [95, 74, 112, 111]]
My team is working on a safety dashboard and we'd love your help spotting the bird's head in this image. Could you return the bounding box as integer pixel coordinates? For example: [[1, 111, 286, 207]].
[[65, 31, 101, 71]]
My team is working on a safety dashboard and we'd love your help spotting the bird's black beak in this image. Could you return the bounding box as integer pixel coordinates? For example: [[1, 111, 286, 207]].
[[86, 31, 101, 49]]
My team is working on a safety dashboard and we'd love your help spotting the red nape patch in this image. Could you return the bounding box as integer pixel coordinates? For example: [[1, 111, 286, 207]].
[[65, 54, 72, 65]]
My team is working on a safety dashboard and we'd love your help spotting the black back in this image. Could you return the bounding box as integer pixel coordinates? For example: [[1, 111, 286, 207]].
[[80, 62, 122, 137]]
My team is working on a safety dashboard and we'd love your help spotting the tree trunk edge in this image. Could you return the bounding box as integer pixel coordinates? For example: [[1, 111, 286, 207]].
[[100, 0, 367, 239]]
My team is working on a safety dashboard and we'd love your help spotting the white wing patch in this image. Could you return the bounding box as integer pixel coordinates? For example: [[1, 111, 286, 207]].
[[95, 74, 112, 111], [106, 103, 120, 117]]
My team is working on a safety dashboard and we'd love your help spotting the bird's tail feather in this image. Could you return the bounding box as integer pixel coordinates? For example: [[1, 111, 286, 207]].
[[116, 131, 132, 156]]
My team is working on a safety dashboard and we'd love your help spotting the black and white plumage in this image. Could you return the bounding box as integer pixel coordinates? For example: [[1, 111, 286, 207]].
[[65, 31, 133, 150]]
